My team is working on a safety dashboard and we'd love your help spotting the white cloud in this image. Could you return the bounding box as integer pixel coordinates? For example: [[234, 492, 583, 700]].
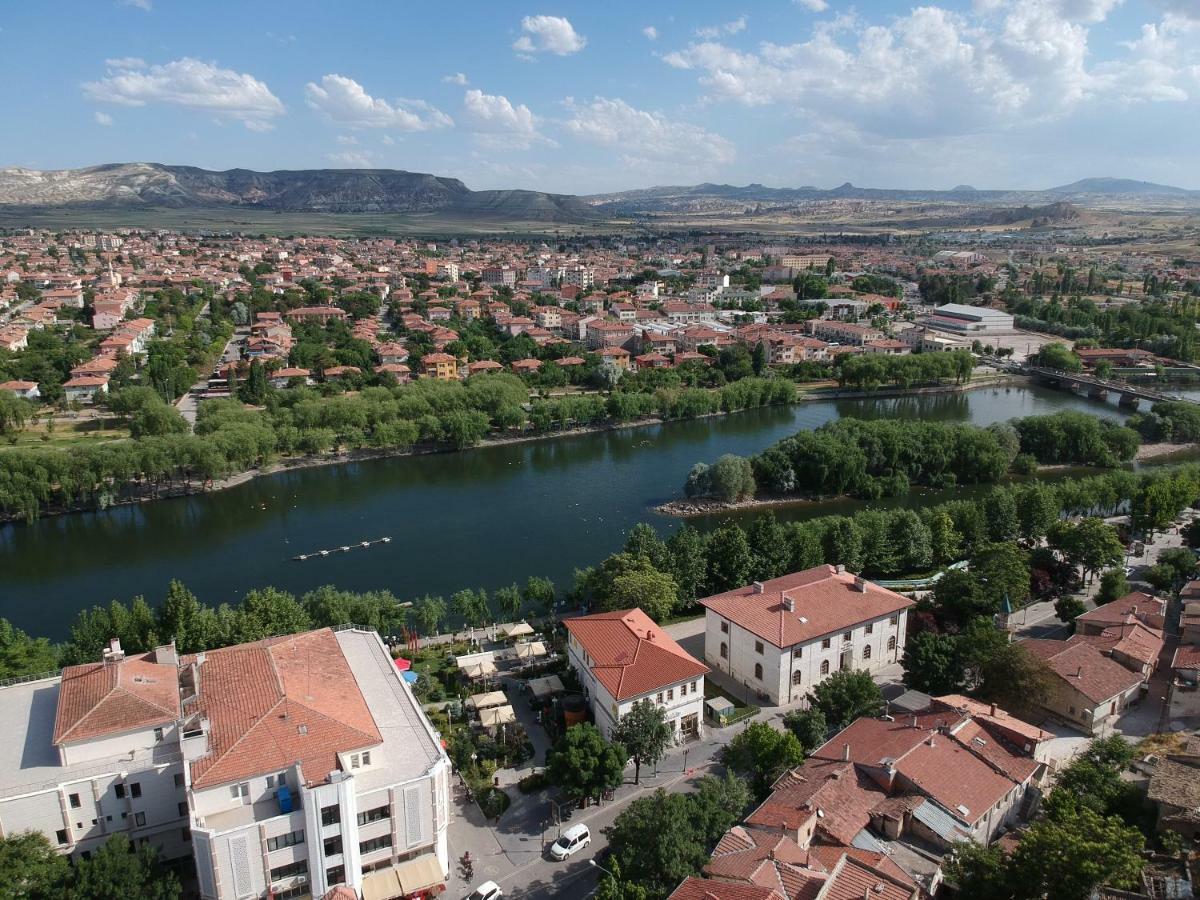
[[1154, 0, 1200, 20], [462, 88, 549, 149], [512, 15, 586, 55], [696, 16, 748, 39], [564, 96, 736, 170], [663, 1, 1197, 142], [83, 57, 284, 130], [795, 0, 829, 10], [336, 134, 358, 145], [118, 0, 152, 10], [304, 74, 452, 131], [326, 151, 375, 167], [381, 135, 396, 146], [443, 72, 469, 85], [104, 57, 145, 70], [643, 26, 659, 41], [93, 111, 114, 126]]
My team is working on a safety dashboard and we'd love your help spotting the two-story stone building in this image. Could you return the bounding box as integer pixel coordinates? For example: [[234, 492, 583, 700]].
[[698, 565, 913, 706]]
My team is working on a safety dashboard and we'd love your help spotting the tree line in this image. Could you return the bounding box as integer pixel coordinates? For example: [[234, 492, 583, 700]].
[[834, 349, 975, 391]]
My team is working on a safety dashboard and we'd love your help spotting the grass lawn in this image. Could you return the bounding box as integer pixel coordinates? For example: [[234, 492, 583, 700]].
[[1, 417, 130, 451]]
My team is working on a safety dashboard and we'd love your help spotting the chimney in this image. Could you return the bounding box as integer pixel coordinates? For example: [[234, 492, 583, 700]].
[[928, 735, 936, 748], [842, 742, 851, 762], [835, 564, 846, 574], [1076, 666, 1083, 678], [990, 703, 997, 716], [853, 576, 867, 593], [753, 581, 765, 594], [911, 715, 919, 729], [102, 638, 125, 663], [783, 596, 795, 613]]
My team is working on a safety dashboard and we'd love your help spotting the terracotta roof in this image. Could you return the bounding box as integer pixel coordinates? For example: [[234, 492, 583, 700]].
[[53, 654, 181, 745], [667, 877, 784, 900], [564, 608, 708, 701], [699, 566, 913, 648], [1077, 592, 1165, 628], [817, 854, 918, 900], [1018, 638, 1143, 704], [1172, 645, 1200, 671], [746, 758, 884, 845], [1070, 621, 1163, 668], [891, 733, 1019, 826], [184, 628, 382, 789], [705, 826, 828, 899]]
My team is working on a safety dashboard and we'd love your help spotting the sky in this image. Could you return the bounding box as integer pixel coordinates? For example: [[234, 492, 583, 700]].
[[2, 0, 1199, 194]]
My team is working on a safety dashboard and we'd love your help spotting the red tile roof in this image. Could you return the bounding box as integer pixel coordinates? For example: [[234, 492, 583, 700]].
[[184, 628, 381, 789], [564, 608, 708, 701], [1019, 638, 1144, 704], [699, 566, 913, 648], [746, 758, 884, 845], [53, 654, 180, 746], [667, 878, 784, 900], [1077, 592, 1165, 628]]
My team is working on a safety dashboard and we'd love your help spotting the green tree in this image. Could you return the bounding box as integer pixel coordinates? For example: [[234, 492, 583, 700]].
[[451, 588, 490, 628], [413, 595, 446, 636], [666, 525, 709, 607], [708, 454, 756, 502], [0, 831, 70, 900], [546, 723, 627, 802], [611, 699, 672, 785], [590, 554, 678, 620], [67, 833, 181, 900], [1095, 569, 1130, 605], [606, 789, 712, 898], [724, 721, 806, 798], [781, 707, 828, 754], [522, 576, 557, 616], [706, 521, 755, 593], [972, 542, 1031, 609], [158, 579, 203, 652], [1054, 595, 1086, 630], [1006, 806, 1144, 900], [903, 631, 963, 694], [807, 669, 884, 730], [0, 393, 34, 436], [1049, 518, 1125, 585], [0, 618, 59, 679], [592, 858, 650, 900], [494, 585, 522, 622]]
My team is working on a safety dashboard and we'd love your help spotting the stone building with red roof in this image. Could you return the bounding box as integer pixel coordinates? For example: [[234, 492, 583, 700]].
[[698, 566, 913, 705], [564, 608, 709, 743]]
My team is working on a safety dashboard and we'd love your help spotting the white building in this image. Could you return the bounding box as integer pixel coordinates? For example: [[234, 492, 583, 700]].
[[924, 303, 1014, 335], [563, 266, 594, 289], [0, 627, 451, 900], [186, 628, 451, 900], [698, 566, 913, 706], [0, 641, 192, 865], [565, 608, 708, 744]]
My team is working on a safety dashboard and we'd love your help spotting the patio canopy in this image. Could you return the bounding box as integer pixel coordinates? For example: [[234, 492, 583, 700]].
[[360, 853, 444, 900], [466, 690, 509, 710], [527, 674, 565, 700], [461, 660, 497, 679], [505, 622, 535, 638], [515, 641, 548, 660], [479, 705, 517, 729]]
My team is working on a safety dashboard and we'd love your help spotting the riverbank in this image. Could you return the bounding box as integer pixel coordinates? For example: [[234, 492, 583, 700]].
[[1135, 441, 1200, 462], [0, 373, 1029, 525]]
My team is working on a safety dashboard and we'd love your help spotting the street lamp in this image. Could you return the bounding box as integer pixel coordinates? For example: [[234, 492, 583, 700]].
[[589, 859, 616, 880]]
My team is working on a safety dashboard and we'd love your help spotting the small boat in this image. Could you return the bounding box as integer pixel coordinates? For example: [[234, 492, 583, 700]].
[[320, 550, 330, 557], [339, 545, 351, 552], [360, 541, 371, 548], [294, 554, 309, 561], [380, 537, 392, 543]]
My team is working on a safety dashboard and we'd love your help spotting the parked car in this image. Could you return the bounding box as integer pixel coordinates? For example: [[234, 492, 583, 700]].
[[467, 881, 502, 900], [549, 823, 591, 861]]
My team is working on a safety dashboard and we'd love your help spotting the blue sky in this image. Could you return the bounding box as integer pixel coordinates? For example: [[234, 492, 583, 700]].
[[3, 0, 1199, 193]]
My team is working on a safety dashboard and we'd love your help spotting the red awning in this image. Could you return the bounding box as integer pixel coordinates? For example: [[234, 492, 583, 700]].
[[394, 657, 412, 671]]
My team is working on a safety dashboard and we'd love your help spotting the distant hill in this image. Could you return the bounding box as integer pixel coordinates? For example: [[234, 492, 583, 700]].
[[0, 163, 599, 222], [1045, 177, 1197, 197]]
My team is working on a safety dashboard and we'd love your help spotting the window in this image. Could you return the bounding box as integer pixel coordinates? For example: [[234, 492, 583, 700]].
[[359, 834, 393, 855], [792, 670, 802, 686], [821, 660, 830, 675], [278, 772, 287, 786], [134, 812, 146, 827], [230, 783, 249, 805], [266, 774, 276, 788], [321, 805, 340, 827], [326, 866, 346, 887], [361, 752, 371, 767], [266, 830, 304, 852], [842, 631, 852, 642], [181, 828, 191, 843], [129, 782, 141, 799], [755, 641, 764, 654], [269, 860, 309, 883], [690, 681, 697, 693], [350, 754, 360, 769], [865, 622, 874, 634], [323, 835, 343, 856], [114, 784, 125, 799], [69, 793, 81, 808], [357, 805, 390, 826], [656, 692, 663, 704], [153, 727, 164, 743], [178, 802, 188, 817], [863, 645, 871, 660], [275, 887, 307, 900], [174, 773, 185, 788], [719, 642, 728, 659], [793, 646, 803, 658], [667, 688, 674, 701], [55, 830, 68, 845], [890, 616, 899, 627], [887, 636, 897, 652], [821, 638, 831, 650], [754, 663, 763, 681], [720, 621, 729, 634]]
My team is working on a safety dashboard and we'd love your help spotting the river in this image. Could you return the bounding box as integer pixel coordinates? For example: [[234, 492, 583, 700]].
[[0, 385, 1130, 639]]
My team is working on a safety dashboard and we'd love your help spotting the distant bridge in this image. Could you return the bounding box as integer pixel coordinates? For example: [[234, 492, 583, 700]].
[[1022, 365, 1189, 407]]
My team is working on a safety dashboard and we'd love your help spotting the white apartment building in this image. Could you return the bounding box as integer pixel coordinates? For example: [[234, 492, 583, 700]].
[[0, 628, 451, 900], [0, 641, 192, 865], [565, 608, 708, 744], [435, 262, 459, 282], [563, 266, 594, 289], [698, 566, 913, 706], [185, 628, 450, 900]]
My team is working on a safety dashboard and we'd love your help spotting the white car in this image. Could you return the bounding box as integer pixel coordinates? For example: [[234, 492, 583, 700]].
[[549, 823, 591, 861], [467, 881, 502, 900]]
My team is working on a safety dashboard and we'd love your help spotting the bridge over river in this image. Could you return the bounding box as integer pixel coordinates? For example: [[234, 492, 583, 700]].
[[1022, 364, 1189, 407]]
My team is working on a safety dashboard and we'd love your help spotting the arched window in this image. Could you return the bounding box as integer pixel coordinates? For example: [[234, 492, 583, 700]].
[[754, 663, 763, 681], [720, 642, 728, 659], [863, 645, 871, 660], [820, 660, 830, 675], [792, 670, 802, 686], [887, 636, 897, 652]]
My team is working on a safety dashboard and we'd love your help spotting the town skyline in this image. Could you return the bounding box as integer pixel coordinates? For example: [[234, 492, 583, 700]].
[[3, 1, 1200, 194]]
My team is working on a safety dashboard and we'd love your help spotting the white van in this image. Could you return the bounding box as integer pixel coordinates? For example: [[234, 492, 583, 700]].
[[548, 823, 591, 861]]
